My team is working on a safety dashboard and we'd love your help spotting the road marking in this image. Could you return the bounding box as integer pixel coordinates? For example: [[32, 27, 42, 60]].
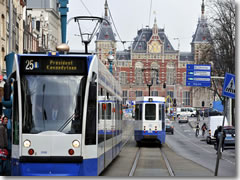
[[222, 157, 235, 165], [174, 128, 213, 154]]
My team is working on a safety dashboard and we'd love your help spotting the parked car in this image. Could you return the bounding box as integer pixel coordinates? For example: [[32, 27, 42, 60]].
[[165, 118, 174, 134], [223, 126, 235, 149], [214, 126, 235, 150], [178, 115, 188, 123], [176, 107, 196, 117], [204, 108, 222, 117]]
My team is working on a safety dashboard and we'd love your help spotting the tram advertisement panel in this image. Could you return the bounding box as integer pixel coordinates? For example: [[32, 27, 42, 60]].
[[20, 55, 88, 75]]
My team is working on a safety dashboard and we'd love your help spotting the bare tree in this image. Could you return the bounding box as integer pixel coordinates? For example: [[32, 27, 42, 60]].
[[206, 0, 235, 73], [201, 0, 235, 125]]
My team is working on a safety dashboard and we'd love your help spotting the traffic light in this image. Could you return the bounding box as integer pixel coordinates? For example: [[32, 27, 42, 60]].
[[202, 101, 205, 107], [173, 98, 176, 107], [163, 83, 166, 88]]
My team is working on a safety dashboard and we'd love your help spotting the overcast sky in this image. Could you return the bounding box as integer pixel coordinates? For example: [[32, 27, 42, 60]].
[[66, 0, 236, 53]]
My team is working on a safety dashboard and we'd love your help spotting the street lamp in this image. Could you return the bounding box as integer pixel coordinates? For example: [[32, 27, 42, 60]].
[[108, 54, 114, 74], [147, 81, 153, 96]]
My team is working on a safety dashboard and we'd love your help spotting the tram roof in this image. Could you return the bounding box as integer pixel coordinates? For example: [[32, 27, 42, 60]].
[[135, 96, 165, 103]]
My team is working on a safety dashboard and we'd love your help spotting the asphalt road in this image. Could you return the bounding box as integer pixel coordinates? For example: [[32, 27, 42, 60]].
[[166, 117, 236, 176], [101, 117, 236, 177]]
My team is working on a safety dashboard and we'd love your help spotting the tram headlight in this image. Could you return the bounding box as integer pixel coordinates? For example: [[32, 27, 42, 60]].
[[23, 140, 31, 148], [72, 140, 80, 148]]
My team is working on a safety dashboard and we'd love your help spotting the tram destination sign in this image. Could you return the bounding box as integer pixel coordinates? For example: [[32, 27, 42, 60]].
[[186, 64, 211, 87], [20, 55, 88, 75]]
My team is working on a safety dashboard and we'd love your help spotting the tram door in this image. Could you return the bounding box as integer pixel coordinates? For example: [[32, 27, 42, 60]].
[[104, 101, 113, 168]]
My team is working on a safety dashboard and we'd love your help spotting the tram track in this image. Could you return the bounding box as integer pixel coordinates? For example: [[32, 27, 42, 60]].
[[129, 146, 175, 176], [160, 147, 175, 176]]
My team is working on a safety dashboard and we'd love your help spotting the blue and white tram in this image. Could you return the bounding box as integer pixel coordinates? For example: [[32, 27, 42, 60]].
[[4, 52, 123, 176], [134, 96, 166, 145]]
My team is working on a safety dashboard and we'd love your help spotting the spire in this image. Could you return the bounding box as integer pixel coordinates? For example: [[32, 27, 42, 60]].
[[104, 0, 108, 17], [152, 17, 158, 35], [201, 0, 205, 16]]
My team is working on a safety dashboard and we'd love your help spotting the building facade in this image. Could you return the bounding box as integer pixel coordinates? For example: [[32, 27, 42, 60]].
[[191, 0, 214, 108], [95, 0, 116, 70], [0, 0, 7, 75], [96, 0, 213, 108], [25, 0, 61, 52], [117, 19, 193, 106]]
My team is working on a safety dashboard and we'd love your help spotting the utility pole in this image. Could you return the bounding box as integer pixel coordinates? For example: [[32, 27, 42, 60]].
[[59, 0, 69, 44]]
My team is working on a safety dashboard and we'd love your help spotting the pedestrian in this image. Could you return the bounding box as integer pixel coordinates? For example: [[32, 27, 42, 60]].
[[0, 116, 9, 175], [196, 110, 200, 121], [201, 123, 207, 136], [195, 123, 200, 137], [214, 126, 226, 154]]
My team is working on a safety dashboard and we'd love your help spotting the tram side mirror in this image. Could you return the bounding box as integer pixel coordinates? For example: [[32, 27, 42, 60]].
[[4, 82, 12, 101]]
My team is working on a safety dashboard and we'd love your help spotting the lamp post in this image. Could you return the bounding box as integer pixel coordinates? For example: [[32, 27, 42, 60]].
[[147, 82, 153, 96], [108, 54, 114, 74]]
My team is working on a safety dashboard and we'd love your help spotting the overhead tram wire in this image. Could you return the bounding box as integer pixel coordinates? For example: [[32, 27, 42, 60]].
[[80, 0, 93, 16], [108, 6, 126, 50]]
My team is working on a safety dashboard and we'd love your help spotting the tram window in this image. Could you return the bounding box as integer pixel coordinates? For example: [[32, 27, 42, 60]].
[[159, 104, 165, 121], [106, 103, 111, 120], [145, 104, 156, 120], [86, 82, 97, 145], [13, 81, 19, 145], [162, 104, 165, 128], [159, 105, 161, 120], [162, 105, 165, 121], [135, 104, 142, 120]]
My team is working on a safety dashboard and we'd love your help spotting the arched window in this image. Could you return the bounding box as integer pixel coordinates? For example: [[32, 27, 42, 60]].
[[135, 62, 143, 85], [1, 14, 5, 38], [166, 62, 176, 85], [151, 62, 159, 85]]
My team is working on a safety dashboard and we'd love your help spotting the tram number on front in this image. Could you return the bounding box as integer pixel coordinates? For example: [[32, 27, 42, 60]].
[[25, 60, 39, 70]]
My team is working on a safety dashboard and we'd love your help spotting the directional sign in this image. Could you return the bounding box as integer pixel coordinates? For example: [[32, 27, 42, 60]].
[[186, 64, 211, 87], [222, 73, 235, 99]]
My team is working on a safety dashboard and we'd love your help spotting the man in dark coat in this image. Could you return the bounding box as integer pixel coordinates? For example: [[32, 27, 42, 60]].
[[0, 116, 8, 175], [214, 126, 226, 153]]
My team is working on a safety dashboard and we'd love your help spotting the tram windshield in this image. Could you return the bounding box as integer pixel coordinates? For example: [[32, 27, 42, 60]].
[[145, 104, 156, 120], [21, 75, 85, 134]]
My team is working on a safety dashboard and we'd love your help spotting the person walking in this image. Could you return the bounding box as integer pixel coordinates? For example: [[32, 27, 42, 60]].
[[195, 123, 200, 137], [201, 123, 207, 137], [214, 126, 226, 154], [0, 116, 9, 175]]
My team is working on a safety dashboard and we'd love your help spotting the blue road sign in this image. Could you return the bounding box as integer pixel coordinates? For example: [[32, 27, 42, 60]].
[[186, 64, 211, 87], [222, 73, 235, 99]]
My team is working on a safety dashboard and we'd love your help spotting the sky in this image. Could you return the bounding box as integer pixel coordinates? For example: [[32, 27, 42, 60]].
[[66, 0, 235, 53]]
